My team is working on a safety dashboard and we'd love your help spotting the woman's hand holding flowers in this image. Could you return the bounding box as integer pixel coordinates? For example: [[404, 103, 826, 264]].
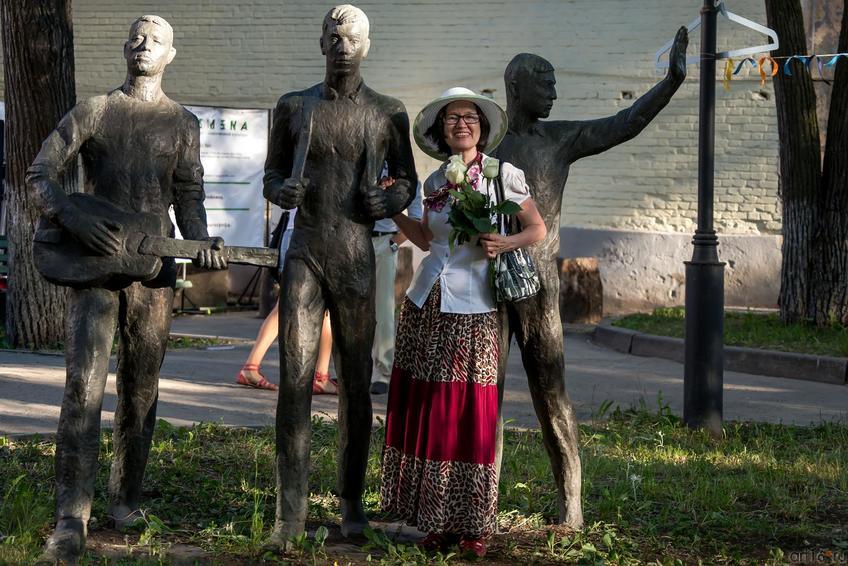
[[479, 233, 513, 259]]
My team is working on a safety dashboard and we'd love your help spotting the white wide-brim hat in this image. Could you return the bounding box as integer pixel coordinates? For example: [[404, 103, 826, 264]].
[[413, 87, 508, 161]]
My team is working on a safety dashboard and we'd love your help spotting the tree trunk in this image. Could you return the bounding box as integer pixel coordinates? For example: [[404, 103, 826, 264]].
[[1, 1, 75, 348], [813, 6, 848, 324], [765, 0, 822, 324], [806, 0, 843, 155]]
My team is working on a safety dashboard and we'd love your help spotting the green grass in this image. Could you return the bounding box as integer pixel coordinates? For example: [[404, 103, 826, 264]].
[[0, 324, 234, 353], [1, 403, 846, 564], [614, 307, 848, 357], [164, 335, 238, 350]]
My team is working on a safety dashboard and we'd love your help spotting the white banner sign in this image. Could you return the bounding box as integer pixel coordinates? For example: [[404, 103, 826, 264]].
[[182, 105, 269, 247]]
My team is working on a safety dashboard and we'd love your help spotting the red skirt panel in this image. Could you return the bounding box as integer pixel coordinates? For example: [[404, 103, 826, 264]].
[[380, 282, 500, 537]]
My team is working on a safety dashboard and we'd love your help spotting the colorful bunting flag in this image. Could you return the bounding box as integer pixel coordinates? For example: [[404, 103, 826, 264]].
[[720, 52, 847, 89], [757, 56, 779, 85]]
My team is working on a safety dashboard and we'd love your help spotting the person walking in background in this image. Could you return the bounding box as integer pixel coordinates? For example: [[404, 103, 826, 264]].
[[236, 308, 336, 394], [380, 87, 546, 557], [236, 208, 336, 394], [370, 166, 423, 395]]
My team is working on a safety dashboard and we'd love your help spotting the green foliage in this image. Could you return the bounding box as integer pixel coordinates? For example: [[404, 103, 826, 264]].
[[1, 406, 845, 563], [133, 511, 173, 559], [165, 335, 237, 350], [0, 474, 52, 548], [249, 450, 267, 546], [0, 327, 235, 353], [614, 307, 848, 356], [0, 444, 54, 565], [446, 184, 521, 251], [541, 522, 633, 564], [286, 525, 329, 561], [363, 526, 455, 565]]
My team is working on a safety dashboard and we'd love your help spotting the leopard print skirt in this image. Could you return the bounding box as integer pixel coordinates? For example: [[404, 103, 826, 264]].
[[380, 281, 499, 538]]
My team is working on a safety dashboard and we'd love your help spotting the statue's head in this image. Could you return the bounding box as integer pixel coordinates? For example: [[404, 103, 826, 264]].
[[124, 15, 176, 77], [320, 5, 371, 77], [505, 54, 557, 119]]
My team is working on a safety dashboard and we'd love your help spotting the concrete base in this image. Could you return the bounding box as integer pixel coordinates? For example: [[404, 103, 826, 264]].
[[560, 226, 780, 314], [558, 257, 603, 324], [593, 321, 848, 385]]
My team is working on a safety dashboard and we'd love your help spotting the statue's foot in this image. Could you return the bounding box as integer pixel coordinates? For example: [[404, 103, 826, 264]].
[[261, 523, 302, 554], [340, 498, 369, 538], [106, 503, 143, 529], [36, 518, 86, 565], [559, 499, 584, 530]]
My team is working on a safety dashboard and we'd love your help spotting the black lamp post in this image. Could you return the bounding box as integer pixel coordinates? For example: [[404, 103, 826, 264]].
[[684, 0, 725, 436]]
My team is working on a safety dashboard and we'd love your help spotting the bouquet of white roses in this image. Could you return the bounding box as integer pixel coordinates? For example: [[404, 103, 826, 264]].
[[444, 154, 521, 250]]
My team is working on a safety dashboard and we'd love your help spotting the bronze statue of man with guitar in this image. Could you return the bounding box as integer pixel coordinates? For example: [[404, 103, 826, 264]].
[[26, 15, 266, 563]]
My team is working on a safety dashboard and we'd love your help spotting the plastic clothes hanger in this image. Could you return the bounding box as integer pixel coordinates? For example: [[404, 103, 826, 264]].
[[654, 1, 779, 71]]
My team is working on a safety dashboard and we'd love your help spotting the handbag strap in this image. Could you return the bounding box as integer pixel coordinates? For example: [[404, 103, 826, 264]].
[[269, 211, 290, 248], [494, 161, 518, 236]]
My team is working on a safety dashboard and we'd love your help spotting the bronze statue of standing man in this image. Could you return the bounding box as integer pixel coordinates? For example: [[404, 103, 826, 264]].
[[493, 27, 689, 529], [263, 4, 417, 548], [28, 15, 225, 563]]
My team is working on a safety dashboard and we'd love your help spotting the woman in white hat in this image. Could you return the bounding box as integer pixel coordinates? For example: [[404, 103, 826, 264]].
[[380, 88, 546, 557]]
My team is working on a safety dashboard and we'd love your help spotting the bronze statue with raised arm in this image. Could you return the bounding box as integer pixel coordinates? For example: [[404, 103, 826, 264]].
[[492, 27, 689, 529], [262, 4, 417, 548], [27, 16, 226, 563]]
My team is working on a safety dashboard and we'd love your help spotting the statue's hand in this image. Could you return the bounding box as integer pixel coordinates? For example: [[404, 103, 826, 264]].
[[276, 177, 308, 209], [668, 26, 689, 82], [194, 236, 227, 270], [361, 184, 388, 219], [62, 210, 123, 256]]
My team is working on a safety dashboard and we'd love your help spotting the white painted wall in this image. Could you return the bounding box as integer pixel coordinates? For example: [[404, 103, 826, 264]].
[[0, 0, 782, 236]]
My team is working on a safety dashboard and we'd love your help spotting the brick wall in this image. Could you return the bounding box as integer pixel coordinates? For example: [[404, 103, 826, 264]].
[[0, 0, 781, 235]]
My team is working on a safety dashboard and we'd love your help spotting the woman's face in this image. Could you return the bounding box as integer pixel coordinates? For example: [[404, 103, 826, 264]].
[[442, 100, 481, 154]]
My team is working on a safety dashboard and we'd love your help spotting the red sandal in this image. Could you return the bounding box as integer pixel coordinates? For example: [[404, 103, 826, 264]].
[[459, 537, 487, 558], [236, 364, 278, 391], [312, 371, 338, 395]]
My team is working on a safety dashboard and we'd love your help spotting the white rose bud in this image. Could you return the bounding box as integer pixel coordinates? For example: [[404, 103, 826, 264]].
[[482, 157, 500, 180], [445, 154, 467, 185]]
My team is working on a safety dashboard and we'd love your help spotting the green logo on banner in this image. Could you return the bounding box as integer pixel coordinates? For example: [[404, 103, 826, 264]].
[[198, 118, 249, 131]]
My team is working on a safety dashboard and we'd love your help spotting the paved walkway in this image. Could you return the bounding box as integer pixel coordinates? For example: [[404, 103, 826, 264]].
[[1, 311, 846, 435]]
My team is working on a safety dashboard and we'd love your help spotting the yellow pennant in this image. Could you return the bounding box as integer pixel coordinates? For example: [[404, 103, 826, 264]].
[[723, 58, 735, 91]]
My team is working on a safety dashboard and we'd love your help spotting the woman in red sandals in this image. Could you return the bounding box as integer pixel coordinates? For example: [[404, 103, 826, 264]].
[[380, 88, 546, 557], [236, 307, 336, 394], [235, 208, 337, 394]]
